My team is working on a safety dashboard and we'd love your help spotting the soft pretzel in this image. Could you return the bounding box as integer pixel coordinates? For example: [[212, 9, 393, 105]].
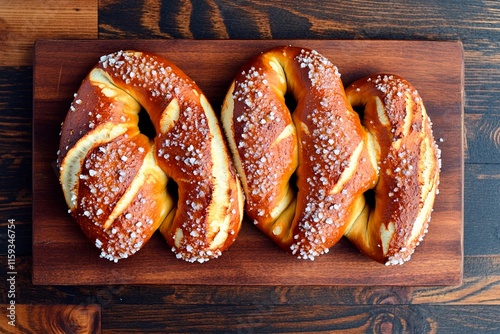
[[221, 46, 440, 264], [344, 74, 441, 265], [221, 46, 378, 260], [57, 50, 244, 263]]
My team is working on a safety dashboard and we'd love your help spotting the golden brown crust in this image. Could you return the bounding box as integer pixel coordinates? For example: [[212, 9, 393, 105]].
[[58, 50, 244, 262], [222, 47, 440, 264], [222, 46, 378, 260], [345, 74, 441, 265]]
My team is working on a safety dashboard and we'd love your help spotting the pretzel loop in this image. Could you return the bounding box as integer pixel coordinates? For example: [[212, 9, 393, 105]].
[[222, 46, 440, 264], [58, 51, 244, 263]]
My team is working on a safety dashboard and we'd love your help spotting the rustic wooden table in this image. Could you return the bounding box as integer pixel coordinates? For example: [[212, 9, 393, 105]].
[[1, 1, 499, 333]]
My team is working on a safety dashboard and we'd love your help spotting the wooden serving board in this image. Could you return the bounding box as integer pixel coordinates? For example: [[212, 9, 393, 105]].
[[33, 40, 464, 286]]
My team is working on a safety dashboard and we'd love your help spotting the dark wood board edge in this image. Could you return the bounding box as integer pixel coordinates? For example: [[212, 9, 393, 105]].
[[32, 39, 464, 286]]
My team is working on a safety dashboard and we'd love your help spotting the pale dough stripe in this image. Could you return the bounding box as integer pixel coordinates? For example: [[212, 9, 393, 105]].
[[60, 123, 128, 210], [103, 149, 157, 229], [330, 141, 364, 194]]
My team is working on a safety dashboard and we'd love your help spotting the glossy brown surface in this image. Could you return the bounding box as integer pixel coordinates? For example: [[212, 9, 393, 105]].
[[56, 50, 243, 264], [222, 47, 441, 265]]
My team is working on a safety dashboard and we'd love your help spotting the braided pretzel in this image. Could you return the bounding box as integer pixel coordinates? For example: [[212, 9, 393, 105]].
[[57, 50, 244, 263], [344, 74, 441, 265], [221, 46, 440, 264]]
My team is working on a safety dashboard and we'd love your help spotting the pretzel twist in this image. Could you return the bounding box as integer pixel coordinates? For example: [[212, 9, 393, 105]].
[[221, 46, 440, 264], [58, 50, 244, 263], [345, 74, 441, 265]]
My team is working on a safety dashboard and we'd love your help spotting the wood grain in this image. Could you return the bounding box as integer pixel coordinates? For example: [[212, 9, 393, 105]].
[[464, 164, 500, 256], [0, 0, 97, 66], [32, 39, 463, 286], [3, 256, 499, 333], [97, 0, 500, 41], [465, 114, 500, 164], [0, 304, 100, 334], [10, 255, 500, 307], [100, 304, 500, 334], [0, 68, 33, 255], [413, 256, 500, 305]]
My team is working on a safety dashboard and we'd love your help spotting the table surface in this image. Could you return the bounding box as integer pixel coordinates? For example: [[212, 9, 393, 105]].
[[1, 1, 499, 333]]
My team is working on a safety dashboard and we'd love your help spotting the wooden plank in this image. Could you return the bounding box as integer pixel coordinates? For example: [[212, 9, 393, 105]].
[[0, 0, 97, 66], [99, 0, 180, 39], [464, 164, 500, 255], [413, 255, 500, 305], [0, 68, 32, 154], [0, 304, 100, 334], [97, 0, 497, 41], [10, 255, 499, 309], [101, 304, 500, 333], [33, 39, 463, 286], [465, 114, 500, 164], [0, 68, 33, 250]]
